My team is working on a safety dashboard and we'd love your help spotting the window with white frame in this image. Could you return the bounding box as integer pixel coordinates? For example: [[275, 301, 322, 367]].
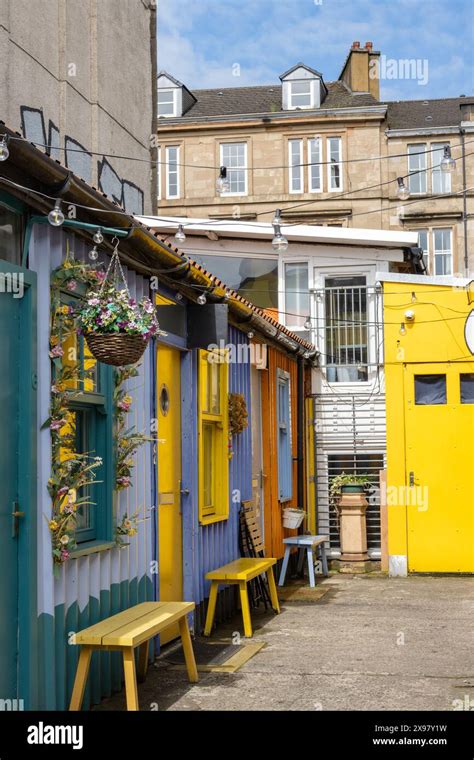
[[289, 81, 312, 109], [308, 138, 322, 192], [165, 145, 180, 199], [408, 144, 428, 194], [284, 262, 310, 335], [413, 228, 453, 275], [324, 275, 368, 382], [158, 89, 176, 117], [220, 142, 247, 195], [289, 140, 304, 193], [433, 228, 452, 275], [431, 142, 452, 194], [327, 137, 342, 191], [157, 146, 161, 200]]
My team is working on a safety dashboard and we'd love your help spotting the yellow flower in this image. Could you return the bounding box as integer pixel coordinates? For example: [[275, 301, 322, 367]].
[[49, 520, 59, 531], [67, 489, 77, 503], [123, 395, 133, 405], [50, 335, 59, 347], [128, 528, 137, 536]]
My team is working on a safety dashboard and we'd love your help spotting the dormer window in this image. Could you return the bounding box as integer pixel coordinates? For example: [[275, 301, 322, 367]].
[[158, 89, 176, 117], [289, 81, 313, 109]]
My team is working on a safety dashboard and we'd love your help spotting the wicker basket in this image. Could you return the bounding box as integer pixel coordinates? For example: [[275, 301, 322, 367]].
[[85, 333, 148, 367]]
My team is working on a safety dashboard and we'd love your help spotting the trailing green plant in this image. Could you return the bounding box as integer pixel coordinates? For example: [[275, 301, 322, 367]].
[[329, 473, 371, 509]]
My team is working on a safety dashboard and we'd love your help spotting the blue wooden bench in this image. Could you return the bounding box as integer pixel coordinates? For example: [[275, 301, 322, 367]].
[[278, 535, 329, 588]]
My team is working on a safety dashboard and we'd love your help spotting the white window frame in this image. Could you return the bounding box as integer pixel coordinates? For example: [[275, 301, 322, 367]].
[[288, 139, 304, 194], [165, 145, 180, 199], [327, 137, 343, 192], [157, 145, 161, 201], [313, 265, 380, 388], [279, 258, 311, 334], [431, 142, 451, 194], [433, 227, 453, 276], [219, 142, 248, 196], [158, 88, 177, 118], [288, 80, 313, 110], [308, 137, 322, 193], [412, 227, 453, 275], [407, 143, 427, 195]]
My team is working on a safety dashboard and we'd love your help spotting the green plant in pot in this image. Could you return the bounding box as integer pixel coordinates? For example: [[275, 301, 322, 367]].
[[329, 473, 371, 508]]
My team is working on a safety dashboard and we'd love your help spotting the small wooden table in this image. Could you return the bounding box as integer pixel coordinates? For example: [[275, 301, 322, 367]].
[[278, 535, 329, 588], [204, 558, 280, 638], [69, 601, 198, 711]]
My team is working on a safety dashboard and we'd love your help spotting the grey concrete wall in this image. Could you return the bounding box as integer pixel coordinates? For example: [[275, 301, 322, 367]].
[[0, 0, 154, 214]]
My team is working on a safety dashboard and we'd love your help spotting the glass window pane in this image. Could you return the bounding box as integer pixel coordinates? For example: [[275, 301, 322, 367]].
[[291, 81, 311, 107], [202, 423, 213, 508], [309, 138, 321, 191], [460, 373, 474, 404], [328, 137, 342, 190], [285, 263, 309, 328], [289, 140, 303, 192], [158, 91, 174, 116], [221, 143, 247, 194], [417, 229, 429, 272], [166, 146, 179, 198], [414, 375, 447, 405], [325, 276, 367, 382], [431, 142, 451, 194], [433, 228, 452, 275], [190, 254, 278, 309], [210, 361, 220, 415], [408, 144, 427, 193]]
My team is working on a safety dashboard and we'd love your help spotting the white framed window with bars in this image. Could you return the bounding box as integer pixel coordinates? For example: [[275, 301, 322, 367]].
[[219, 142, 248, 195]]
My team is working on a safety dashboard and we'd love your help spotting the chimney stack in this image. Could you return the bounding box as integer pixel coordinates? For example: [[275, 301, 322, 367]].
[[339, 40, 380, 100]]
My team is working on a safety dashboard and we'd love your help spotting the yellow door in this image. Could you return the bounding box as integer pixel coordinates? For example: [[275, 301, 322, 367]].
[[404, 362, 474, 572], [157, 345, 183, 643]]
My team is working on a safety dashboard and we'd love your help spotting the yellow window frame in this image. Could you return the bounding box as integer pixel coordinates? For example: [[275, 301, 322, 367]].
[[198, 349, 229, 524]]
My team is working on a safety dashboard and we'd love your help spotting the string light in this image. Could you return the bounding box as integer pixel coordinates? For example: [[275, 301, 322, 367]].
[[216, 166, 230, 194], [304, 316, 312, 330], [397, 177, 409, 200], [48, 199, 65, 227], [441, 145, 456, 173], [0, 135, 9, 162], [93, 228, 104, 244], [174, 223, 186, 244], [197, 292, 207, 305], [399, 323, 407, 336], [89, 245, 99, 261], [272, 209, 288, 252]]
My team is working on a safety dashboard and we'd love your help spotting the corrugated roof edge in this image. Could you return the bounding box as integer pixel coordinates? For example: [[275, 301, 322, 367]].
[[0, 121, 316, 357]]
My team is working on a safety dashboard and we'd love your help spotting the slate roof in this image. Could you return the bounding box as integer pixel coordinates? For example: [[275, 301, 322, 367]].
[[173, 81, 380, 120], [385, 97, 470, 130]]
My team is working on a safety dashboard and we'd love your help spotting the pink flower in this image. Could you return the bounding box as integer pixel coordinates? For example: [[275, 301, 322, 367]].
[[49, 345, 64, 358], [66, 280, 77, 291], [95, 271, 106, 281], [117, 476, 131, 488], [60, 549, 70, 561], [50, 419, 66, 431], [88, 297, 100, 306], [57, 486, 69, 497]]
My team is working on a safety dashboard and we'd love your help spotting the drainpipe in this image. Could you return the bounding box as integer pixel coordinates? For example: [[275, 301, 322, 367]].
[[297, 356, 305, 512], [460, 127, 469, 276], [149, 1, 158, 215]]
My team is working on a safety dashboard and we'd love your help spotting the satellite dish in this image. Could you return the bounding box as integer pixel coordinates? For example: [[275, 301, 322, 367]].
[[465, 309, 474, 354]]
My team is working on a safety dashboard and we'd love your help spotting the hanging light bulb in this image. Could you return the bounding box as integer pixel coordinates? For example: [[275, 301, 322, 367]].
[[216, 166, 230, 194], [174, 224, 186, 244], [399, 322, 407, 336], [89, 245, 99, 262], [440, 144, 456, 173], [197, 292, 207, 305], [272, 209, 288, 252], [0, 135, 9, 162], [304, 316, 312, 330], [48, 199, 65, 227], [247, 331, 254, 339], [396, 177, 409, 200], [93, 228, 104, 244]]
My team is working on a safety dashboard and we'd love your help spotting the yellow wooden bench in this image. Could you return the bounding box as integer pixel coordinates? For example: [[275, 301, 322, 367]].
[[69, 601, 198, 711], [204, 558, 280, 638]]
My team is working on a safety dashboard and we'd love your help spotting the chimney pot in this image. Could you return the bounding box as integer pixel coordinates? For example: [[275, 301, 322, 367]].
[[365, 42, 373, 51], [352, 41, 360, 49]]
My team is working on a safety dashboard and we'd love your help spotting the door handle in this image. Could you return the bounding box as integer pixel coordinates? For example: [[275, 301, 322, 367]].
[[12, 503, 25, 538]]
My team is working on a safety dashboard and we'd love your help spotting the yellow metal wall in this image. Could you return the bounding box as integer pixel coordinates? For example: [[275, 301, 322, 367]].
[[384, 280, 474, 573]]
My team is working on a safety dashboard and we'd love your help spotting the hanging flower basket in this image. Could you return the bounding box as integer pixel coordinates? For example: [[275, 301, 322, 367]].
[[78, 244, 162, 367], [282, 507, 306, 529]]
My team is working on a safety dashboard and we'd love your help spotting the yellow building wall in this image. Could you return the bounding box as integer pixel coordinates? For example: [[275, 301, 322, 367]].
[[384, 280, 474, 574]]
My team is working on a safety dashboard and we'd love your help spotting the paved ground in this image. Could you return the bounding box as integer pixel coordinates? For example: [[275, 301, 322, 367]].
[[95, 574, 474, 711]]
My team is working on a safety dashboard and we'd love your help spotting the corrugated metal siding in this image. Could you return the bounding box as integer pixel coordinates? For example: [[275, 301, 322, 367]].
[[191, 327, 252, 629], [29, 224, 155, 709]]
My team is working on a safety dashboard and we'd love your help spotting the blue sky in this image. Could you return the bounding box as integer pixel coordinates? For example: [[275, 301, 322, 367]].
[[158, 0, 473, 100]]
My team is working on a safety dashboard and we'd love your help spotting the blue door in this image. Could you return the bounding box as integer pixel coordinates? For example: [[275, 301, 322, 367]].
[[0, 261, 36, 706]]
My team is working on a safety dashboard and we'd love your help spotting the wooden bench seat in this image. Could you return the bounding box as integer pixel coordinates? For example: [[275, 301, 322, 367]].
[[69, 601, 198, 711], [204, 558, 280, 638]]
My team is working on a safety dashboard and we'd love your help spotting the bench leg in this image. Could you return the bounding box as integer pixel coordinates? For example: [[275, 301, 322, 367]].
[[122, 647, 139, 711], [179, 616, 198, 683], [239, 581, 253, 638], [297, 547, 306, 576], [137, 640, 149, 684], [319, 544, 329, 577], [69, 645, 93, 711], [204, 581, 219, 637], [278, 546, 291, 586], [266, 567, 281, 614], [307, 548, 316, 587]]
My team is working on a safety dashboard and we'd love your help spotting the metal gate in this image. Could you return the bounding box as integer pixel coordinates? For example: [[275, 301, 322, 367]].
[[313, 393, 386, 556]]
